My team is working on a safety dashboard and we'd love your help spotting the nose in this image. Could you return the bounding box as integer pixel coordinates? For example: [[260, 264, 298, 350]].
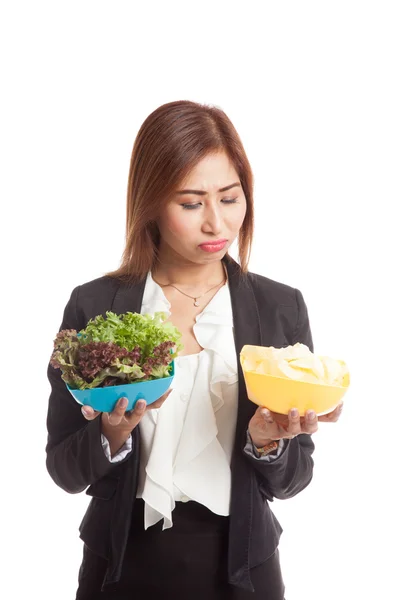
[[201, 203, 223, 235]]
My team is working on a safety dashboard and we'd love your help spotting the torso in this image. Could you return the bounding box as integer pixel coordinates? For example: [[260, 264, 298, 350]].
[[161, 283, 226, 357]]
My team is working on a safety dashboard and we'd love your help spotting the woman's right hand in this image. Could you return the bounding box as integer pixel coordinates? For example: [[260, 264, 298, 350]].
[[81, 387, 172, 440]]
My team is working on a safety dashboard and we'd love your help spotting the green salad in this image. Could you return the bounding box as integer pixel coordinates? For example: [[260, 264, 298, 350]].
[[50, 311, 183, 390]]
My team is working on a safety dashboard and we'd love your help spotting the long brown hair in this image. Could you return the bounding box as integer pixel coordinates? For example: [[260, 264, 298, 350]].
[[104, 100, 254, 283]]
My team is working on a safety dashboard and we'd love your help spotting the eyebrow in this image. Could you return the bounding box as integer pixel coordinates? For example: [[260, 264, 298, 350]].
[[176, 182, 241, 196]]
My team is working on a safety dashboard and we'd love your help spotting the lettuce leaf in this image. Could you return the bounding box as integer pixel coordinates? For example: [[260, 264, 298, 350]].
[[50, 311, 183, 390], [80, 311, 182, 358]]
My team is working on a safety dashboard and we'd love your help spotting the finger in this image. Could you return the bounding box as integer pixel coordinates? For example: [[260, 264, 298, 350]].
[[133, 399, 148, 418], [319, 402, 344, 423], [331, 402, 344, 421], [260, 408, 275, 424], [302, 409, 318, 434], [123, 398, 148, 423], [81, 405, 100, 420], [107, 396, 130, 426], [147, 388, 173, 411], [277, 424, 294, 439], [287, 408, 302, 437]]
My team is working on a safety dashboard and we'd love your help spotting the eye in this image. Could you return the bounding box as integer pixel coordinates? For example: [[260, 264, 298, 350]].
[[180, 198, 238, 210], [181, 203, 201, 210]]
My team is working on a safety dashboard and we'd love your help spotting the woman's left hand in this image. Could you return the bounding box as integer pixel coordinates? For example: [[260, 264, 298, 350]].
[[248, 402, 344, 447]]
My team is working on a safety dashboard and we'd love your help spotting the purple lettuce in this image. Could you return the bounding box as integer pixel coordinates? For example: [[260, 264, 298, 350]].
[[49, 311, 182, 390]]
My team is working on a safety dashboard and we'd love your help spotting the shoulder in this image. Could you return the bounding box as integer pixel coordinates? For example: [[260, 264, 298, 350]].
[[224, 255, 305, 309], [66, 275, 122, 331], [76, 274, 120, 298], [246, 270, 298, 308], [245, 270, 313, 350]]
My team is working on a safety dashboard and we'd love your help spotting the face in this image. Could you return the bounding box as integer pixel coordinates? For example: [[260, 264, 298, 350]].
[[156, 151, 247, 265]]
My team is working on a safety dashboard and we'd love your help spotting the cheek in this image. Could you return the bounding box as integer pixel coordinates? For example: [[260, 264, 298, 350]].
[[228, 203, 247, 230], [160, 211, 193, 238]]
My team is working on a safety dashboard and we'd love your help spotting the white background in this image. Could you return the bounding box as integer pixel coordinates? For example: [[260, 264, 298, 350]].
[[1, 1, 399, 598]]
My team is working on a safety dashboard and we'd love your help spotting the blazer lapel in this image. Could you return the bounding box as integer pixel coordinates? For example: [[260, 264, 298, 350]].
[[111, 277, 147, 316], [223, 255, 262, 440], [223, 255, 262, 591]]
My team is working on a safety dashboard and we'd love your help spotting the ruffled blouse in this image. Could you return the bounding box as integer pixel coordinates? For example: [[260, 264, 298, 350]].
[[136, 271, 239, 530]]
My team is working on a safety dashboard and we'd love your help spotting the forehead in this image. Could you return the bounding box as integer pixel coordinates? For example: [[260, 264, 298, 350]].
[[181, 152, 239, 189]]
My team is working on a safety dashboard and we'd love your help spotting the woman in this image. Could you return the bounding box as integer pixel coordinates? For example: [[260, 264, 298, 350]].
[[45, 100, 343, 599]]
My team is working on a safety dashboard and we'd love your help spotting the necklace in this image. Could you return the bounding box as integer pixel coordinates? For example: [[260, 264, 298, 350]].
[[152, 264, 228, 307]]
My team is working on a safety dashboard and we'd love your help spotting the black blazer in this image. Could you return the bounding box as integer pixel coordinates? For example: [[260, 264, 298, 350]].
[[45, 254, 315, 593]]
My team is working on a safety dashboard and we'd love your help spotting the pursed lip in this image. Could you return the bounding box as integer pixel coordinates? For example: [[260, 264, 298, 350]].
[[199, 239, 228, 247]]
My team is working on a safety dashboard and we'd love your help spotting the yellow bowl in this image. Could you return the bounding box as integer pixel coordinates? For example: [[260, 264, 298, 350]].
[[240, 356, 350, 417]]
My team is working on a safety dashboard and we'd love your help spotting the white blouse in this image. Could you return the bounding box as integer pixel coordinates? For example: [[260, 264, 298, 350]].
[[100, 270, 284, 530], [136, 271, 239, 530]]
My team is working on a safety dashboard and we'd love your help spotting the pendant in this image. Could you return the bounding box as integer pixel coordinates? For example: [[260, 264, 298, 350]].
[[194, 299, 199, 307]]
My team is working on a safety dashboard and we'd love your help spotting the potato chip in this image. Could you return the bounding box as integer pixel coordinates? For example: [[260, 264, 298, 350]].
[[240, 343, 349, 387]]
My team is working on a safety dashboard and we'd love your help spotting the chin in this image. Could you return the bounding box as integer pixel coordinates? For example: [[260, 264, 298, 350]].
[[196, 248, 229, 262]]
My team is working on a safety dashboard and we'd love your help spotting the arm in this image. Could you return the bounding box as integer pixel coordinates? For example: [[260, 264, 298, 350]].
[[101, 433, 133, 462], [243, 430, 286, 461], [244, 431, 314, 500], [242, 287, 315, 500], [45, 286, 134, 494]]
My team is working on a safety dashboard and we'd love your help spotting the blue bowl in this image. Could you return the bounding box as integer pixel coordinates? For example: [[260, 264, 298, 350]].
[[66, 361, 175, 413]]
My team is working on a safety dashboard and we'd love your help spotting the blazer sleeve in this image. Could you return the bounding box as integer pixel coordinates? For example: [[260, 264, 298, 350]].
[[242, 287, 315, 500], [45, 286, 134, 494]]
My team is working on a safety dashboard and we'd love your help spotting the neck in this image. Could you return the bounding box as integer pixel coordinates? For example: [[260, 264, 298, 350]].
[[152, 254, 226, 291]]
